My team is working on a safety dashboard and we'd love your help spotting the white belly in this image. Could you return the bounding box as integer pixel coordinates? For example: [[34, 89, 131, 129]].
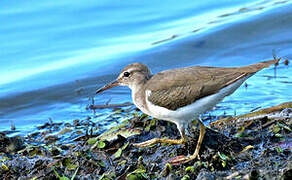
[[143, 75, 250, 125]]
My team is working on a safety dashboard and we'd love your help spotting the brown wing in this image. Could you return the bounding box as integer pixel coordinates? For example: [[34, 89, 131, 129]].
[[146, 59, 278, 110]]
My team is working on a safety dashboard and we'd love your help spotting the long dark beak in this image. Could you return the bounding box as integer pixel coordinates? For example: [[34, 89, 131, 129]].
[[96, 80, 119, 94]]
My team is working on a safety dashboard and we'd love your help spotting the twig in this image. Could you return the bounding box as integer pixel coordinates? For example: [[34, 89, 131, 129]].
[[226, 171, 239, 179], [255, 117, 286, 130], [250, 106, 261, 112], [88, 102, 133, 109], [106, 98, 112, 105]]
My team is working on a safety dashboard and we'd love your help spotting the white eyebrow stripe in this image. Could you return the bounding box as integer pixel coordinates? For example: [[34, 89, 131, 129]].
[[124, 67, 137, 73]]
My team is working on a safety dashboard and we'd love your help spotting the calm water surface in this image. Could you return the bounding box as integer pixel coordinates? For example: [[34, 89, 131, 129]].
[[0, 0, 291, 134]]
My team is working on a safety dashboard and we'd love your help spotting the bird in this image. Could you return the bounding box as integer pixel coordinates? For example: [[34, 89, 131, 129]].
[[95, 58, 279, 164]]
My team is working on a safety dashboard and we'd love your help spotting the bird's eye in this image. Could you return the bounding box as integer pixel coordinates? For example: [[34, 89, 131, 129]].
[[123, 71, 130, 77]]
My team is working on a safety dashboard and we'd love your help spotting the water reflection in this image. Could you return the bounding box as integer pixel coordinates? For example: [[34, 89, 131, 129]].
[[0, 0, 291, 134]]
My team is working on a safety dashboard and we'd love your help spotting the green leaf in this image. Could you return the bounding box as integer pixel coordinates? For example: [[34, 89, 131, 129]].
[[117, 160, 127, 166], [202, 162, 208, 168], [71, 167, 79, 180], [99, 173, 115, 180], [222, 160, 226, 168], [53, 169, 61, 179], [275, 133, 283, 138], [114, 148, 122, 159], [1, 163, 8, 171], [98, 128, 141, 142], [91, 140, 106, 150], [140, 173, 149, 179], [181, 175, 190, 180], [185, 166, 194, 173], [63, 158, 78, 170], [144, 125, 151, 132], [60, 176, 70, 180], [162, 163, 172, 177], [131, 169, 146, 174], [218, 152, 228, 161], [121, 141, 129, 150], [98, 141, 106, 149], [132, 112, 140, 118], [234, 132, 244, 138], [126, 169, 148, 180], [53, 169, 70, 180], [278, 123, 292, 132], [127, 174, 138, 180], [139, 113, 148, 120], [273, 126, 281, 133], [87, 138, 98, 145], [240, 145, 254, 153], [97, 160, 106, 168], [275, 146, 283, 153], [150, 119, 156, 126]]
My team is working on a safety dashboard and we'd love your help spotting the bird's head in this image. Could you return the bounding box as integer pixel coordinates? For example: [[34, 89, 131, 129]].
[[96, 62, 151, 94]]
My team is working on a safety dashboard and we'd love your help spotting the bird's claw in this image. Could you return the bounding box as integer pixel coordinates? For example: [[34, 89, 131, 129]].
[[168, 153, 200, 165], [133, 138, 158, 147]]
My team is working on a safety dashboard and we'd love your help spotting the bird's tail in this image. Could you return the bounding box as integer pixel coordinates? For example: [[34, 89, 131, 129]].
[[241, 58, 281, 73]]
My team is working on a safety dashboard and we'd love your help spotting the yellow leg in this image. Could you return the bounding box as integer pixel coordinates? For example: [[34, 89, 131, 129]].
[[170, 121, 206, 164], [189, 121, 206, 160], [133, 123, 187, 147], [133, 137, 185, 147]]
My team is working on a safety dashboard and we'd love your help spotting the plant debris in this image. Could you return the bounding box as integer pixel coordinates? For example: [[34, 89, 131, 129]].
[[0, 102, 291, 179]]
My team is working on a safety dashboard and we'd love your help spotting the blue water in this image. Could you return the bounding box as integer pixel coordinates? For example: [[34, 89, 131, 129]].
[[1, 0, 292, 134]]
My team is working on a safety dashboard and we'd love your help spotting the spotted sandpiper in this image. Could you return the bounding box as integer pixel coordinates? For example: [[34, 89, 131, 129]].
[[96, 58, 279, 164]]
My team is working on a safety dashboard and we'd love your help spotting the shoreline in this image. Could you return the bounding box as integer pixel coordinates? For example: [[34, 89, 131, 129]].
[[1, 102, 291, 179]]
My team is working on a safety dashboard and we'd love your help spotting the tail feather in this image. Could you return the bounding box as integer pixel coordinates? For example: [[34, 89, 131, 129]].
[[242, 58, 281, 73]]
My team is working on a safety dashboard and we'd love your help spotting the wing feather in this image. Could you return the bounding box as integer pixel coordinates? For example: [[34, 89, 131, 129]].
[[146, 66, 249, 110]]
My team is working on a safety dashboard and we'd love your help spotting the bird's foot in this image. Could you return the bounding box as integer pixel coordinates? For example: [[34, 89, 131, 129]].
[[133, 138, 185, 147], [168, 151, 200, 165], [168, 121, 205, 165]]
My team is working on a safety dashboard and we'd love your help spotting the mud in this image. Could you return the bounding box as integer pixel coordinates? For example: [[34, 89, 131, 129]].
[[0, 102, 291, 180]]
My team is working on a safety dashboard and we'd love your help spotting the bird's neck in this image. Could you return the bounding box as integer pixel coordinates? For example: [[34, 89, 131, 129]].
[[130, 82, 150, 114]]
